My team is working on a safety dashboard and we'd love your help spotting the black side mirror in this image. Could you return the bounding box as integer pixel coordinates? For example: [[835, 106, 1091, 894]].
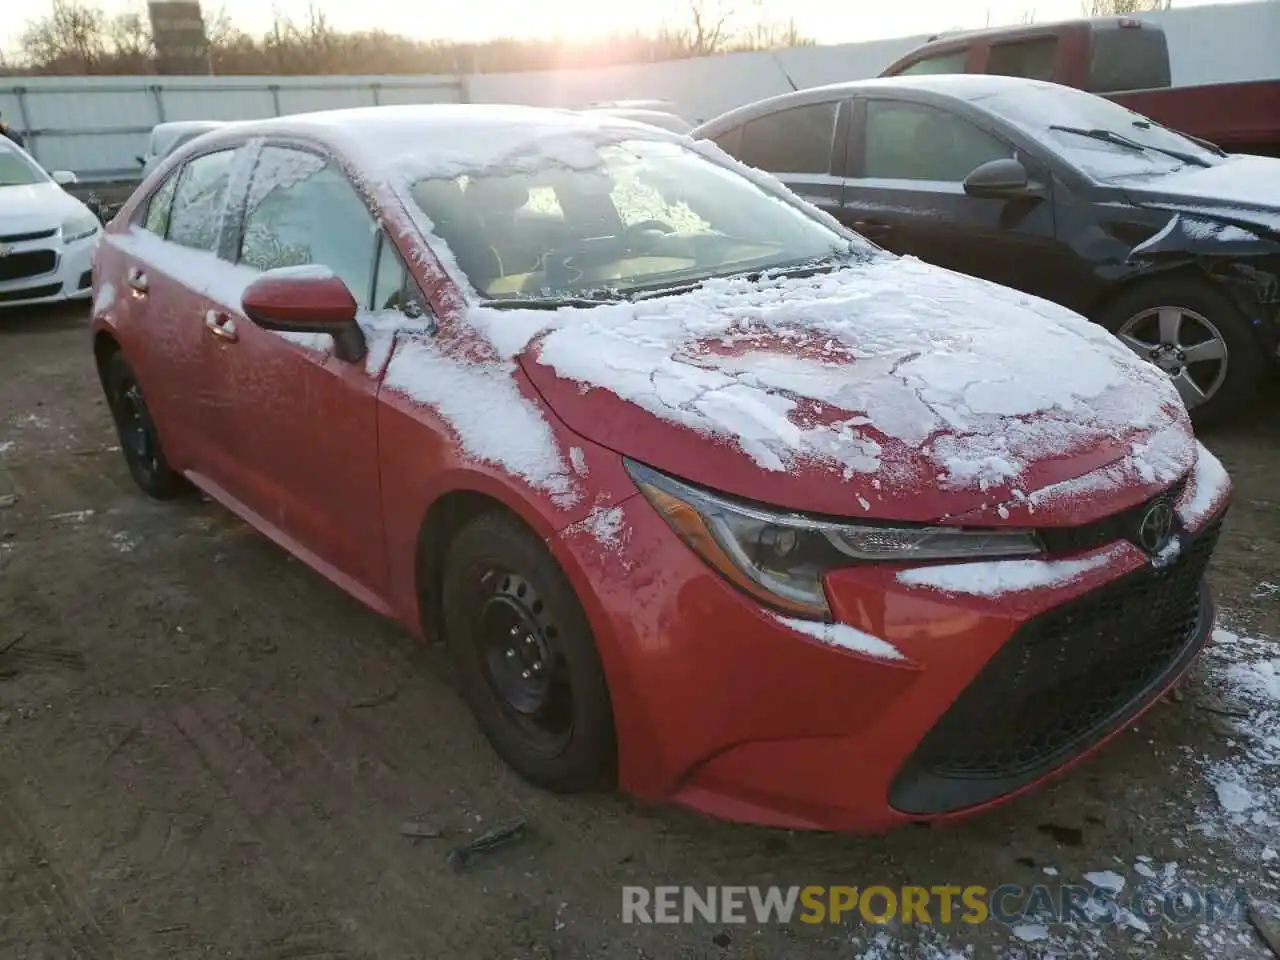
[[963, 158, 1036, 199]]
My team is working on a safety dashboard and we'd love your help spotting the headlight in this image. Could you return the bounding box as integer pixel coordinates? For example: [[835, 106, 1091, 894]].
[[625, 459, 1044, 619], [61, 213, 99, 243]]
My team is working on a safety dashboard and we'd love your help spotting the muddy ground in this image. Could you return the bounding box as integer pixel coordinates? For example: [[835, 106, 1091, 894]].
[[1, 303, 1278, 960]]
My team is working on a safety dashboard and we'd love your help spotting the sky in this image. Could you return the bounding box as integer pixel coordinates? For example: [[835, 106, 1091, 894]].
[[0, 0, 1237, 55]]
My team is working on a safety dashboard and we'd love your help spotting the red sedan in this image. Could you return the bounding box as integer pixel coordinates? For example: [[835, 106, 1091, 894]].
[[89, 105, 1232, 832]]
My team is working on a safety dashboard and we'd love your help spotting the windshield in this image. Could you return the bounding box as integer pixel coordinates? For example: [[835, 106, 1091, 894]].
[[407, 138, 859, 301], [979, 83, 1222, 180], [0, 146, 46, 187]]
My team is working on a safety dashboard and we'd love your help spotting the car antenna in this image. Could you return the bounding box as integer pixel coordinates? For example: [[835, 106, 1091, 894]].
[[772, 52, 800, 92]]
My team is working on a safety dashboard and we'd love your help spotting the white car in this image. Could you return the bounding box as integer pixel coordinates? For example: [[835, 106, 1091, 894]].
[[580, 107, 693, 134], [0, 138, 101, 307], [138, 121, 226, 179]]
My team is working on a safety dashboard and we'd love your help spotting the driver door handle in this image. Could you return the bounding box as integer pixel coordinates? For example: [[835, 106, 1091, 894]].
[[204, 310, 238, 344], [126, 267, 148, 294]]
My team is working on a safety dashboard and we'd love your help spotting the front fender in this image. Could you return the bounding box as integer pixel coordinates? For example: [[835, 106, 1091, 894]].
[[1126, 213, 1280, 357]]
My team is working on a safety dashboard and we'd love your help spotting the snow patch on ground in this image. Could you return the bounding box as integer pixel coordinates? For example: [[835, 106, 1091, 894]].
[[1082, 870, 1125, 892], [773, 614, 904, 662], [1011, 923, 1050, 942], [896, 544, 1127, 597], [1193, 626, 1280, 858], [48, 509, 94, 523], [852, 929, 972, 960]]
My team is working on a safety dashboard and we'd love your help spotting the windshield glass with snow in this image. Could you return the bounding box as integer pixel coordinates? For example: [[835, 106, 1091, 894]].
[[979, 84, 1222, 181], [408, 138, 858, 301], [0, 146, 46, 187]]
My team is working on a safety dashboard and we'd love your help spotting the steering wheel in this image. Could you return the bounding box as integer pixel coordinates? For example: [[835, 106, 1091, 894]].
[[626, 219, 675, 236], [621, 219, 676, 258], [542, 235, 630, 290]]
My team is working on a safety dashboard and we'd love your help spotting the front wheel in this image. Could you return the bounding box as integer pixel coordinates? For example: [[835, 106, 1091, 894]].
[[441, 511, 616, 792], [103, 353, 189, 499], [1097, 278, 1265, 426]]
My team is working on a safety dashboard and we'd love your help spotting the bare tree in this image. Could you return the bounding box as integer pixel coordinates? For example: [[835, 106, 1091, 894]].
[[1081, 0, 1172, 16], [1018, 8, 1038, 23], [673, 0, 735, 56], [106, 12, 153, 70], [12, 0, 814, 76], [20, 0, 110, 74]]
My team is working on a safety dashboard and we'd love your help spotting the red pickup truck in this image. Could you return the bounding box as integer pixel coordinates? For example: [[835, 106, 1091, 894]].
[[879, 17, 1280, 157]]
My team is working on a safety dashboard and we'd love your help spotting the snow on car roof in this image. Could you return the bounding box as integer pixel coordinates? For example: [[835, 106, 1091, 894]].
[[222, 103, 681, 180]]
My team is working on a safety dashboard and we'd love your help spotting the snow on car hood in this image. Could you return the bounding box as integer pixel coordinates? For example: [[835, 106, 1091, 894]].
[[0, 181, 89, 233], [473, 253, 1195, 522], [1121, 155, 1280, 236]]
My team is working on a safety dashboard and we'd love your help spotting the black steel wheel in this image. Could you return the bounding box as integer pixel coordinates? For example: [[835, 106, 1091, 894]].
[[104, 353, 189, 499], [442, 511, 616, 791]]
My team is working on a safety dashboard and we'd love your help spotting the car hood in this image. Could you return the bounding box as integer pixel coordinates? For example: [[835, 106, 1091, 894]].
[[488, 254, 1196, 524], [0, 181, 87, 235], [1121, 155, 1280, 236]]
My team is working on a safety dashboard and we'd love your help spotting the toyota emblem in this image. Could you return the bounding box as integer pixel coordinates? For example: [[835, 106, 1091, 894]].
[[1137, 500, 1174, 554]]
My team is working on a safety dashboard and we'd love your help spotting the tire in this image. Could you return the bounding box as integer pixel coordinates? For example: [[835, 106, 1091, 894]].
[[441, 511, 616, 792], [103, 353, 190, 499], [1096, 277, 1266, 427]]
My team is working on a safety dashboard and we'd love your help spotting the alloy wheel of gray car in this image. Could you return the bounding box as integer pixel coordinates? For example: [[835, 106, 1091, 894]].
[[1115, 305, 1229, 411]]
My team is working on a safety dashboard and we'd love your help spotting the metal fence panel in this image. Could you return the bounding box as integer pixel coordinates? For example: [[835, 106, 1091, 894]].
[[3, 0, 1275, 183]]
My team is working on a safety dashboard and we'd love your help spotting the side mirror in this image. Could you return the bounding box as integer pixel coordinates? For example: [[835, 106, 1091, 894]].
[[962, 158, 1035, 199], [51, 170, 78, 186], [241, 266, 366, 363]]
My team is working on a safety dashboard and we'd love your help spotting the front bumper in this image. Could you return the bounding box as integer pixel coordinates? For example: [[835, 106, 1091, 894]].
[[557, 464, 1228, 833], [0, 230, 96, 307]]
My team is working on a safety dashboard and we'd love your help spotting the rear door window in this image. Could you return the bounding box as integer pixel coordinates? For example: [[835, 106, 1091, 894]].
[[986, 38, 1058, 81], [166, 149, 237, 252], [141, 169, 180, 236], [738, 102, 839, 175], [1087, 26, 1171, 92], [894, 50, 970, 75]]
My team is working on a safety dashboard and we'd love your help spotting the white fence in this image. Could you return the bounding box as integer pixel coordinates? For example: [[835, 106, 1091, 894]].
[[2, 0, 1276, 182]]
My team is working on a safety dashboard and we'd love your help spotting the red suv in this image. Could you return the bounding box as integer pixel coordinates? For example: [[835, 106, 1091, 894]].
[[89, 105, 1232, 832]]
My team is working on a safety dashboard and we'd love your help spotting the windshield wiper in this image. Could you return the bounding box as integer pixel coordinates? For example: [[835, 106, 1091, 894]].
[[1048, 124, 1211, 168], [629, 247, 866, 302], [482, 295, 619, 310], [1128, 118, 1227, 156]]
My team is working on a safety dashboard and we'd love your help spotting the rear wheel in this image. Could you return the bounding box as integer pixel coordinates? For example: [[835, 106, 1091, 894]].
[[103, 353, 189, 499], [1097, 278, 1265, 426], [441, 511, 616, 792]]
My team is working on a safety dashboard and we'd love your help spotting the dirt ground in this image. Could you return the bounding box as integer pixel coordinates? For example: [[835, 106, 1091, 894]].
[[1, 303, 1278, 960]]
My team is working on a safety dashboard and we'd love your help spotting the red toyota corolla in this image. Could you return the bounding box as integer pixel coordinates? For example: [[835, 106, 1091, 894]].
[[90, 105, 1232, 833]]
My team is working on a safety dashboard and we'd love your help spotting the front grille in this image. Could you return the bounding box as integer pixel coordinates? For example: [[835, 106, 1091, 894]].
[[890, 515, 1222, 816], [1037, 476, 1188, 556], [0, 228, 57, 244], [0, 282, 62, 303], [0, 250, 57, 283]]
